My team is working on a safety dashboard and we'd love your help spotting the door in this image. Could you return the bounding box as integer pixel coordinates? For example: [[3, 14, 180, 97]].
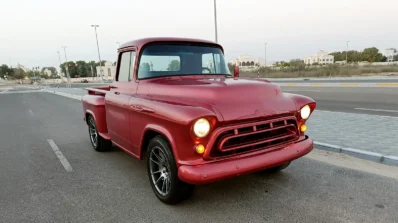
[[105, 50, 137, 151]]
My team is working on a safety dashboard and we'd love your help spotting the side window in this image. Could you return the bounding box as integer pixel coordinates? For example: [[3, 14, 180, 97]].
[[118, 51, 135, 82]]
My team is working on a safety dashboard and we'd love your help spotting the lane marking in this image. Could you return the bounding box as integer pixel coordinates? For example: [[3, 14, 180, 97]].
[[316, 110, 398, 119], [310, 83, 325, 86], [354, 108, 398, 113], [377, 83, 398, 87], [285, 90, 321, 92], [47, 139, 73, 172], [28, 110, 35, 116], [284, 83, 297, 86], [340, 83, 358, 86]]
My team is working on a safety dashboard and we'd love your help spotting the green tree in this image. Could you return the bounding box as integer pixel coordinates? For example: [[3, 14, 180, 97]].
[[167, 60, 180, 71], [88, 61, 97, 77], [0, 64, 14, 78], [381, 56, 388, 62], [361, 47, 384, 62], [140, 62, 150, 71], [41, 67, 58, 76], [60, 61, 78, 77], [227, 62, 235, 73], [76, 60, 89, 77], [13, 68, 26, 80], [289, 59, 306, 71]]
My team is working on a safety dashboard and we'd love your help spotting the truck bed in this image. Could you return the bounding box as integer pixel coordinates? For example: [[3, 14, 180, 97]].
[[85, 86, 112, 96]]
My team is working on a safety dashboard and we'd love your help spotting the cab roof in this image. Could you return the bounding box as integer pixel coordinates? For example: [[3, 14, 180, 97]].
[[119, 37, 223, 51]]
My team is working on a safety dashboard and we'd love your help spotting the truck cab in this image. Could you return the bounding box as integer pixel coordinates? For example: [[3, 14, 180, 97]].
[[82, 37, 316, 204]]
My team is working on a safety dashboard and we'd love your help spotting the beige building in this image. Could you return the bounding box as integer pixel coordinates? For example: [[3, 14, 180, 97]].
[[229, 55, 263, 71], [43, 68, 52, 77], [96, 61, 116, 80], [15, 63, 31, 72], [304, 50, 334, 65]]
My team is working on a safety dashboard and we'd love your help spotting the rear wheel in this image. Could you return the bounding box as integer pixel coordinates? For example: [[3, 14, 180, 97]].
[[87, 115, 111, 152], [146, 135, 194, 204]]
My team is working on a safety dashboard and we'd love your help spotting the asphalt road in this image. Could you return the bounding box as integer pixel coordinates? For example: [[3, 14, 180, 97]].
[[1, 92, 398, 222], [282, 86, 398, 117], [271, 77, 398, 83]]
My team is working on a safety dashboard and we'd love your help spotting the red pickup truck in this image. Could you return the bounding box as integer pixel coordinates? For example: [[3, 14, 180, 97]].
[[82, 37, 316, 204]]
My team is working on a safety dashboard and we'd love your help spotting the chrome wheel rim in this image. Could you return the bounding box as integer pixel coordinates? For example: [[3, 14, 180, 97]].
[[88, 117, 98, 147], [149, 146, 171, 196]]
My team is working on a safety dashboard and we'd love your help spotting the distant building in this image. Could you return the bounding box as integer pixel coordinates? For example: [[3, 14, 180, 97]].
[[43, 68, 52, 77], [228, 55, 262, 71], [96, 61, 116, 80], [15, 63, 31, 72], [304, 50, 334, 65]]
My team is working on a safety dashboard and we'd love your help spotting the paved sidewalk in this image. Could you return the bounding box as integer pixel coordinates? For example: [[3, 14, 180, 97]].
[[43, 87, 398, 157], [307, 111, 398, 156]]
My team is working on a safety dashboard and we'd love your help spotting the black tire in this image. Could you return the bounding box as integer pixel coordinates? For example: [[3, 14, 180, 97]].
[[257, 162, 291, 174], [87, 115, 111, 152], [146, 135, 195, 204]]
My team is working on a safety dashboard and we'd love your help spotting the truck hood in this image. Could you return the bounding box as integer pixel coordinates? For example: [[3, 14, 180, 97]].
[[146, 77, 298, 122]]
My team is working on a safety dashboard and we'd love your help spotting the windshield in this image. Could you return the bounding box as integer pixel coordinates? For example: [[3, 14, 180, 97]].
[[137, 44, 231, 79]]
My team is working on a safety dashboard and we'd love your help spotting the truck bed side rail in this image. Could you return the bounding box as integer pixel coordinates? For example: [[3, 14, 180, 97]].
[[85, 87, 111, 96]]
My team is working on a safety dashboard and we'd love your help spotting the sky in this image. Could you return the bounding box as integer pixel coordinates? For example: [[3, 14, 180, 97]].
[[0, 0, 397, 69]]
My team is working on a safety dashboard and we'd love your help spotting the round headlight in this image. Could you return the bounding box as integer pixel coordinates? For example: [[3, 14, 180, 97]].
[[193, 118, 210, 138], [300, 105, 311, 120]]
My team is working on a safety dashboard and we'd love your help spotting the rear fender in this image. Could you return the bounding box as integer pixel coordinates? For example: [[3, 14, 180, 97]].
[[82, 95, 109, 140]]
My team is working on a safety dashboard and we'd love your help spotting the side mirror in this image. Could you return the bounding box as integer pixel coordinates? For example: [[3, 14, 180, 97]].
[[233, 65, 239, 78]]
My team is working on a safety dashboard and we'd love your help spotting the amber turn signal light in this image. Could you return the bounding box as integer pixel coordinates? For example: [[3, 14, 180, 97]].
[[195, 144, 205, 154], [300, 124, 307, 132]]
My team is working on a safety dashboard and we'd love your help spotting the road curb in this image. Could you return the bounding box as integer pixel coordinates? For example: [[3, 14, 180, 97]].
[[314, 141, 398, 166], [42, 89, 82, 101]]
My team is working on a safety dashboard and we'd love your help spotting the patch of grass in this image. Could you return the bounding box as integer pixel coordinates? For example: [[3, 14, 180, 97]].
[[241, 65, 398, 78]]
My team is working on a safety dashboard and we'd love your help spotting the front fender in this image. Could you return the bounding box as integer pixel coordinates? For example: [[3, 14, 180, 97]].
[[284, 93, 316, 110], [140, 124, 177, 159]]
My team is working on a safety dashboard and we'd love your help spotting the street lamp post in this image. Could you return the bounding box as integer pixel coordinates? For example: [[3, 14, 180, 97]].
[[62, 46, 71, 87], [213, 0, 218, 43], [346, 41, 350, 64], [91, 25, 104, 83], [264, 43, 267, 67], [57, 51, 62, 77]]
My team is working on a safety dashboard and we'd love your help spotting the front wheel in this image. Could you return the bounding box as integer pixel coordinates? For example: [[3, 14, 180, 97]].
[[146, 135, 194, 204]]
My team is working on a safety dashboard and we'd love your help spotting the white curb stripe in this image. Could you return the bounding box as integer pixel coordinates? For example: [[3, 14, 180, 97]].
[[354, 108, 398, 113], [314, 141, 398, 167]]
